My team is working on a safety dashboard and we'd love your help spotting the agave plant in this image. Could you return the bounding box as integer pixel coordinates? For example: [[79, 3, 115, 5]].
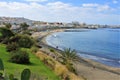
[[61, 48, 79, 73], [61, 48, 79, 63]]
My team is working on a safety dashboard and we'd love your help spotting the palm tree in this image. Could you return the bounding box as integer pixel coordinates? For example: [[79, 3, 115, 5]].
[[61, 48, 79, 73]]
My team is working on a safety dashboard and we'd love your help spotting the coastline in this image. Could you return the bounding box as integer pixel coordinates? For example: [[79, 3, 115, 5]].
[[32, 29, 120, 80]]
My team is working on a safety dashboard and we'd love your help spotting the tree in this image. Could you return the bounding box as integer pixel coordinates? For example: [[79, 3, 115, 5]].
[[61, 48, 79, 73], [5, 23, 12, 29], [8, 34, 34, 48], [0, 27, 14, 43], [0, 27, 14, 38], [9, 50, 30, 64], [20, 22, 29, 30], [6, 42, 19, 52], [18, 35, 34, 48]]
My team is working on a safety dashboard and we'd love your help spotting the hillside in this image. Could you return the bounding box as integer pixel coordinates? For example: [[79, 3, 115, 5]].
[[0, 44, 60, 80], [0, 17, 33, 25]]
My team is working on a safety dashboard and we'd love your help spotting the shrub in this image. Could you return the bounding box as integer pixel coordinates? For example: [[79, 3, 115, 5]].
[[66, 63, 77, 74], [20, 22, 29, 31], [43, 58, 55, 70], [1, 37, 10, 44], [8, 34, 34, 48], [9, 35, 21, 43], [5, 23, 12, 29], [50, 48, 55, 53], [61, 48, 79, 73], [31, 46, 39, 53], [18, 35, 34, 48], [22, 30, 32, 35], [35, 44, 42, 48], [9, 50, 30, 64], [54, 64, 68, 79], [0, 27, 14, 38], [0, 27, 14, 44], [6, 42, 19, 52], [30, 73, 47, 80]]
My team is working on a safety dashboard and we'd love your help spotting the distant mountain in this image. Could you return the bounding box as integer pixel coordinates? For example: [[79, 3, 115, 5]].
[[0, 17, 33, 25]]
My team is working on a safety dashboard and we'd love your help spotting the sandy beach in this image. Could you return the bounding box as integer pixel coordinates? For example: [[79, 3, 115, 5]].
[[32, 29, 120, 80], [75, 61, 120, 80]]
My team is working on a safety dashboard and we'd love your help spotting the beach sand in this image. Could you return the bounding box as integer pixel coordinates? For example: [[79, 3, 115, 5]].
[[75, 60, 120, 80], [32, 29, 120, 80]]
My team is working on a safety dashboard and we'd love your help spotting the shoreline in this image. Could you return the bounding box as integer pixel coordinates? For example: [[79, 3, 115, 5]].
[[32, 28, 120, 80]]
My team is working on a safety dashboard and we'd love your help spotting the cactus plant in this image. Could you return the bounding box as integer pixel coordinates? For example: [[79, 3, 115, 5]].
[[0, 58, 31, 80], [21, 69, 31, 80]]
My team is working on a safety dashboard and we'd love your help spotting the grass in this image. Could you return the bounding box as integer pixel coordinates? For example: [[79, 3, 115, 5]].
[[0, 32, 2, 36], [0, 44, 61, 80], [36, 51, 84, 80]]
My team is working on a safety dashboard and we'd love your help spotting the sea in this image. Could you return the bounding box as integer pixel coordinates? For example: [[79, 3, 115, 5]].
[[46, 28, 120, 67]]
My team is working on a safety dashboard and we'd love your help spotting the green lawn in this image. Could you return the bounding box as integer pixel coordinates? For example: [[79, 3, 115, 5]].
[[0, 32, 2, 36], [0, 44, 61, 80]]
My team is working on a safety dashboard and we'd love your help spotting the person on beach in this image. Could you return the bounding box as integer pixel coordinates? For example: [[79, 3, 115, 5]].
[[56, 46, 58, 48]]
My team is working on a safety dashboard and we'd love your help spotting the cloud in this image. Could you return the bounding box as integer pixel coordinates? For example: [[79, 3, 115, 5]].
[[47, 1, 71, 9], [82, 3, 98, 7], [97, 5, 110, 11], [113, 0, 118, 4], [82, 3, 111, 12], [25, 0, 47, 2], [0, 1, 119, 25]]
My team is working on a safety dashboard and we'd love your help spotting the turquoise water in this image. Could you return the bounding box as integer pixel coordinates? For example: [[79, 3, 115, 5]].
[[46, 28, 120, 67]]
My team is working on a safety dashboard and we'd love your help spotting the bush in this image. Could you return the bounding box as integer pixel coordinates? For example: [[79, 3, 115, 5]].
[[20, 22, 29, 31], [43, 58, 55, 70], [0, 27, 14, 38], [6, 42, 19, 52], [31, 46, 39, 53], [9, 35, 21, 43], [0, 27, 14, 44], [22, 30, 32, 35], [18, 35, 34, 48], [50, 48, 55, 53], [1, 37, 10, 44], [66, 63, 77, 74], [5, 23, 12, 29], [6, 34, 35, 48], [9, 50, 30, 64]]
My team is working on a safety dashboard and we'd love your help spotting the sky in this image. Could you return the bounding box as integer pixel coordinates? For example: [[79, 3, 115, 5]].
[[0, 0, 120, 25]]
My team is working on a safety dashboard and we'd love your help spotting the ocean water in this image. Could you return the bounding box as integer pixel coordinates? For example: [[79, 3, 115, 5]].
[[46, 28, 120, 67]]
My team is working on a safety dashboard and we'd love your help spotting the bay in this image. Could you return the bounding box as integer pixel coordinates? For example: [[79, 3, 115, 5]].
[[46, 28, 120, 67]]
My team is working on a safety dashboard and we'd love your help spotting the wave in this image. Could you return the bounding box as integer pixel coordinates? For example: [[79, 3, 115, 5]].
[[78, 53, 120, 67], [79, 53, 113, 62], [64, 29, 90, 32], [118, 60, 120, 63]]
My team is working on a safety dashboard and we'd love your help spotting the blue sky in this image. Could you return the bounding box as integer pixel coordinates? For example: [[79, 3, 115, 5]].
[[0, 0, 119, 25]]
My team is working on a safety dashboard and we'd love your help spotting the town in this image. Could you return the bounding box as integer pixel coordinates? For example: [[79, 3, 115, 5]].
[[0, 17, 119, 32]]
